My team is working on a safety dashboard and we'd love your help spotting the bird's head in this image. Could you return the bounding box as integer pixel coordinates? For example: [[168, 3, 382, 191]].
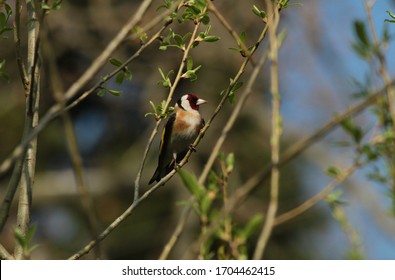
[[177, 94, 207, 112]]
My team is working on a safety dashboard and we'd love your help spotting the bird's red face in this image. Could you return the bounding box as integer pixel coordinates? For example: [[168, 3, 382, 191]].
[[180, 94, 207, 111]]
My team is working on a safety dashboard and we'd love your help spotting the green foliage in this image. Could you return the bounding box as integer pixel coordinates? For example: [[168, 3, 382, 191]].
[[352, 20, 376, 59], [326, 166, 341, 178], [277, 0, 302, 9], [385, 10, 395, 23], [132, 26, 148, 44], [229, 31, 254, 57], [14, 224, 39, 258], [109, 58, 133, 86], [0, 2, 12, 36], [222, 78, 243, 104], [340, 118, 364, 144], [145, 100, 174, 120], [41, 0, 63, 12], [157, 0, 175, 11], [193, 25, 220, 48], [252, 5, 267, 20], [182, 0, 209, 24], [160, 29, 191, 51], [157, 67, 174, 88], [180, 56, 201, 82], [97, 87, 122, 97]]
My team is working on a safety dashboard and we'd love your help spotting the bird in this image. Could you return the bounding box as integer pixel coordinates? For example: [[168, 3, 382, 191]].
[[149, 94, 207, 184]]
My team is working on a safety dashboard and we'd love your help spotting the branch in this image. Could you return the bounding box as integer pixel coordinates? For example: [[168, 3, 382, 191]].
[[253, 0, 281, 260], [13, 0, 28, 91], [14, 0, 41, 259]]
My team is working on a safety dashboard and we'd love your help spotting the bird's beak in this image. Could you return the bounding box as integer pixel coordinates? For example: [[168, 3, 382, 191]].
[[196, 98, 207, 106]]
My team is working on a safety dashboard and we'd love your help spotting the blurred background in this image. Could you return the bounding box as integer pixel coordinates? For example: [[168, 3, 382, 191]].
[[0, 0, 395, 259]]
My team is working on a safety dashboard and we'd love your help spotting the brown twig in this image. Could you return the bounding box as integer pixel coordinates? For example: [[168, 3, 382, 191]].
[[14, 0, 41, 260], [255, 0, 281, 260]]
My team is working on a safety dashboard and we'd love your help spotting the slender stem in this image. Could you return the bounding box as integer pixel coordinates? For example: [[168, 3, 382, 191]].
[[14, 0, 40, 260], [254, 0, 281, 259], [13, 0, 29, 91]]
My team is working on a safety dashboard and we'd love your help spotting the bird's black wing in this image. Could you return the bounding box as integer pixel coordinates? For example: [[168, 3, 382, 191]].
[[149, 113, 175, 184]]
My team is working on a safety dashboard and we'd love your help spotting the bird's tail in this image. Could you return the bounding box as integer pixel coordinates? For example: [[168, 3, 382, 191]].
[[148, 166, 160, 184], [148, 162, 175, 184]]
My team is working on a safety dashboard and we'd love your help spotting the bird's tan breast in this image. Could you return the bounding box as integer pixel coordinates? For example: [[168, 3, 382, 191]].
[[173, 109, 202, 138]]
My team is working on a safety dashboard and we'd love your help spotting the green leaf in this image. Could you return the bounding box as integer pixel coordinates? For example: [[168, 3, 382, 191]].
[[178, 168, 205, 200], [124, 69, 132, 81], [326, 166, 341, 177], [239, 32, 246, 44], [115, 72, 124, 85], [385, 10, 395, 22], [14, 227, 27, 248], [239, 214, 263, 240], [252, 5, 266, 19], [201, 14, 210, 25], [326, 190, 345, 204], [173, 34, 183, 46], [108, 89, 122, 96], [225, 153, 235, 173], [203, 35, 220, 42], [5, 3, 13, 16], [109, 58, 123, 67], [97, 88, 107, 97], [26, 224, 37, 245], [340, 118, 363, 143], [186, 56, 194, 71], [361, 145, 378, 161], [157, 68, 173, 88], [353, 21, 370, 47]]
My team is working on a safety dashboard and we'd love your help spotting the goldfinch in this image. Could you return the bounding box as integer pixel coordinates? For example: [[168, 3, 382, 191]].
[[149, 94, 207, 184]]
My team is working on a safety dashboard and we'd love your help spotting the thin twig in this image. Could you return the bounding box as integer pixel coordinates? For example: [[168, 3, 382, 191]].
[[14, 0, 40, 260], [254, 0, 281, 260], [13, 0, 28, 90]]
